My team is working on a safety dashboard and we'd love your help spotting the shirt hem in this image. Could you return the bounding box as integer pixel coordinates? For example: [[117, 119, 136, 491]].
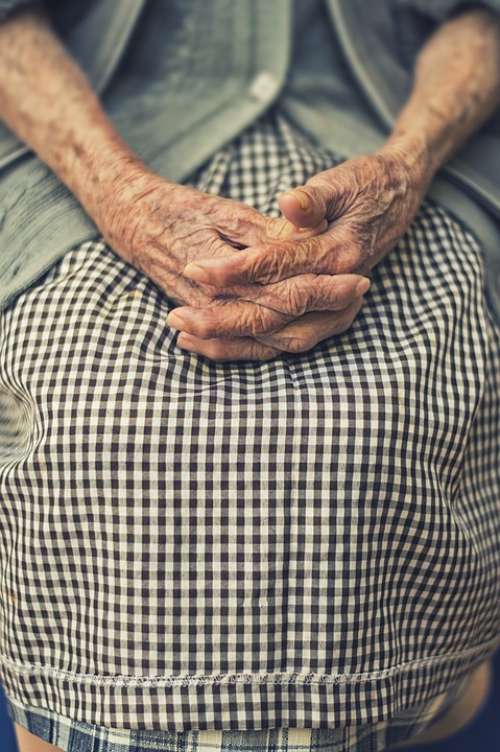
[[0, 636, 498, 731]]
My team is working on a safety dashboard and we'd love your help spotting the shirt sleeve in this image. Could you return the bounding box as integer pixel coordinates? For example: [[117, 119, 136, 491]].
[[396, 0, 500, 21], [0, 0, 41, 22]]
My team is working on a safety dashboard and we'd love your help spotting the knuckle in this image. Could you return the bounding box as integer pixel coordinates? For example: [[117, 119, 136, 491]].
[[316, 277, 339, 308], [318, 228, 363, 274], [311, 237, 340, 273], [343, 228, 363, 260], [252, 246, 288, 284], [247, 306, 272, 336], [346, 242, 363, 268], [255, 239, 311, 283], [284, 280, 309, 316], [196, 319, 217, 338], [334, 243, 362, 273]]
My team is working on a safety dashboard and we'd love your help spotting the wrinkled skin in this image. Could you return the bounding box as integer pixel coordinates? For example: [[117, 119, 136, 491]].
[[97, 169, 371, 360], [180, 146, 430, 360], [3, 7, 500, 365], [184, 147, 428, 288]]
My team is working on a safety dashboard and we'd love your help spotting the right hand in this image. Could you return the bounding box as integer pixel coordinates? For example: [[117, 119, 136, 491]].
[[95, 168, 370, 346]]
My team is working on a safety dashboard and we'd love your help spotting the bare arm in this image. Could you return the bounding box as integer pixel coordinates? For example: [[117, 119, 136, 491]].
[[3, 6, 497, 219], [386, 7, 500, 182], [184, 6, 500, 298], [0, 4, 370, 362], [0, 5, 145, 228]]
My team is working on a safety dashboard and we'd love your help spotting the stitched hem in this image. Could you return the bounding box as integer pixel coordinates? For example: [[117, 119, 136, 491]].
[[0, 637, 498, 731], [0, 636, 499, 686]]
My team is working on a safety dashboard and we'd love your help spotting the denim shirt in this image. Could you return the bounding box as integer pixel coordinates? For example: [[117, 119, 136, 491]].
[[0, 0, 500, 322]]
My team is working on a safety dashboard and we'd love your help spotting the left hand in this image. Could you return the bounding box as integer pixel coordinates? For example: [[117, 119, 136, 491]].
[[182, 145, 429, 288]]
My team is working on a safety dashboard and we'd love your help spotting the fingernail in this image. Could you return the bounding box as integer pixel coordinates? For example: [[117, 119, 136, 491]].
[[355, 278, 371, 296], [291, 188, 311, 211], [279, 188, 311, 211]]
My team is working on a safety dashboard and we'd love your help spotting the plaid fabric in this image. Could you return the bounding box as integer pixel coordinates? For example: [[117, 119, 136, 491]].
[[2, 670, 475, 752], [0, 107, 499, 740]]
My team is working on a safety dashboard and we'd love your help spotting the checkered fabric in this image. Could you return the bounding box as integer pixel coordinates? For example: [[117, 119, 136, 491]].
[[1, 670, 475, 752], [0, 107, 499, 740]]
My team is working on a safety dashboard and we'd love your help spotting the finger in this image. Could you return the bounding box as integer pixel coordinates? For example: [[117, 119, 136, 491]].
[[250, 273, 370, 315], [277, 173, 342, 228], [182, 226, 361, 287], [167, 299, 293, 339], [277, 187, 327, 229], [166, 274, 370, 338], [145, 231, 245, 292], [221, 203, 327, 249], [176, 332, 280, 362], [264, 215, 328, 241], [254, 297, 365, 354], [183, 220, 330, 287]]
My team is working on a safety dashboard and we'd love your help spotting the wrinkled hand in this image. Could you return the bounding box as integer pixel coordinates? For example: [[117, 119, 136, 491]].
[[165, 145, 428, 361], [174, 292, 368, 361], [96, 168, 370, 360], [182, 146, 428, 288], [98, 168, 322, 310]]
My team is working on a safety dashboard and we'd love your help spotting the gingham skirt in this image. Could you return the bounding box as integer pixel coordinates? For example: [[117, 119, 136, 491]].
[[0, 107, 499, 749]]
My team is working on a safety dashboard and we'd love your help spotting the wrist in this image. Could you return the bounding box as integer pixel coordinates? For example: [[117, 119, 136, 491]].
[[69, 144, 147, 224], [378, 132, 437, 195], [75, 150, 178, 241], [82, 158, 181, 262]]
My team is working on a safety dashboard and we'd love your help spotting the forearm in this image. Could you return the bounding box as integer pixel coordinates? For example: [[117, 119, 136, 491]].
[[0, 5, 152, 227], [383, 7, 500, 185]]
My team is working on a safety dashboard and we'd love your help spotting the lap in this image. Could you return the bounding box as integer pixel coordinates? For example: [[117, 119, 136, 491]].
[[1, 199, 496, 479], [0, 107, 499, 737], [1, 203, 498, 686]]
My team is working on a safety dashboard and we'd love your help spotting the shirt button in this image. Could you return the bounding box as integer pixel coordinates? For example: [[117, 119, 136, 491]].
[[249, 71, 278, 102]]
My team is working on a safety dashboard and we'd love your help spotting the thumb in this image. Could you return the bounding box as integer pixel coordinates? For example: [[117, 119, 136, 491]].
[[278, 177, 337, 228]]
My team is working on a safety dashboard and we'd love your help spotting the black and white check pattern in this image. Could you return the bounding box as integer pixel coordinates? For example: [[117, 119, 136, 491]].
[[1, 670, 474, 752], [0, 107, 499, 736]]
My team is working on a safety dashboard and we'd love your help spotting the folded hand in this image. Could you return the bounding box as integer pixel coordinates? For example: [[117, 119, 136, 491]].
[[177, 145, 428, 361], [182, 146, 427, 288], [98, 169, 370, 361]]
